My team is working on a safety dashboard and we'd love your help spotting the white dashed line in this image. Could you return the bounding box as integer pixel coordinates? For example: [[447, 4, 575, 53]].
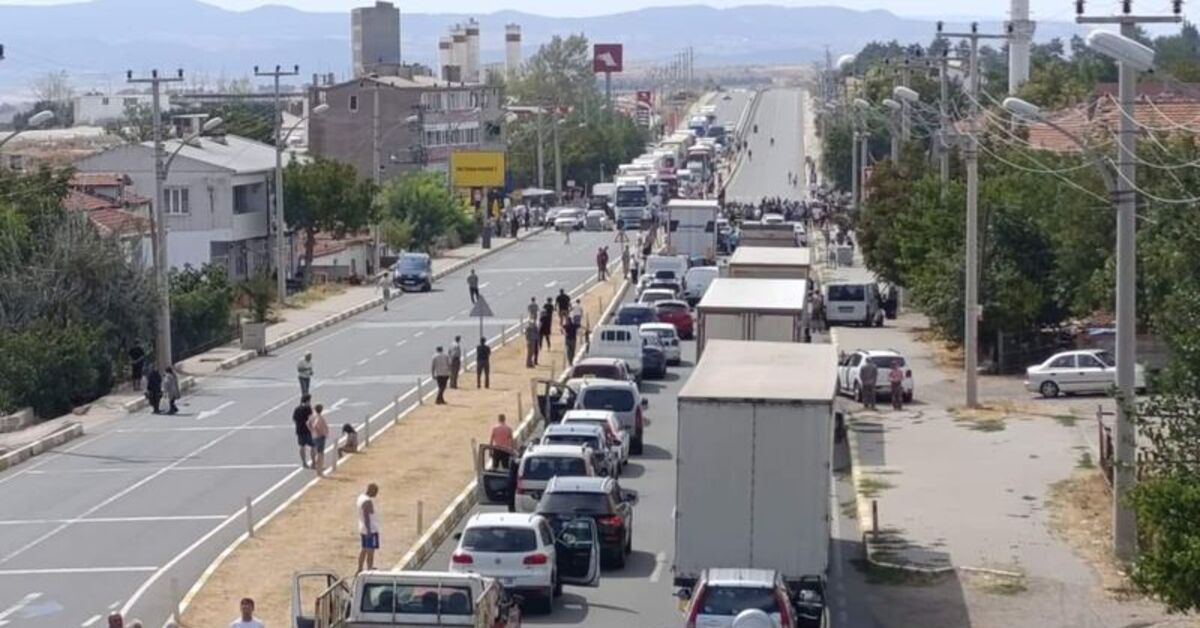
[[81, 614, 102, 627], [395, 340, 407, 347], [376, 349, 388, 357], [356, 358, 369, 366]]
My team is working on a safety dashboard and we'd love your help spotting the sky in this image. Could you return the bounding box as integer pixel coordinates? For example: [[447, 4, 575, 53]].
[[0, 0, 1191, 22]]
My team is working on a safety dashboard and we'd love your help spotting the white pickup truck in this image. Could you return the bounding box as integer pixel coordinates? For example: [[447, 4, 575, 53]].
[[292, 570, 522, 628]]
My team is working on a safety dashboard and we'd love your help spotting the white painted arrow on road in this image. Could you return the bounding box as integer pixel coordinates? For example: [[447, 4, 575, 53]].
[[196, 401, 235, 421], [0, 592, 41, 626], [326, 398, 349, 413]]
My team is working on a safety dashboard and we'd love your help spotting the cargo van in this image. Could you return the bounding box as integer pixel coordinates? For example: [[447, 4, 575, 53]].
[[824, 281, 882, 327], [591, 325, 644, 377]]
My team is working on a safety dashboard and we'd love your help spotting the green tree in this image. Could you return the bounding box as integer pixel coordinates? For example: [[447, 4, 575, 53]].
[[283, 157, 377, 284], [204, 101, 274, 144], [170, 264, 235, 360], [375, 171, 475, 253], [508, 34, 594, 111]]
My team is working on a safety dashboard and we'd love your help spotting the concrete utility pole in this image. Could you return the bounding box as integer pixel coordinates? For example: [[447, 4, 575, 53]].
[[1076, 0, 1182, 563], [255, 64, 300, 302], [535, 107, 545, 190], [1008, 0, 1036, 94], [370, 81, 382, 274], [937, 22, 1009, 410], [553, 113, 562, 199], [127, 69, 184, 371]]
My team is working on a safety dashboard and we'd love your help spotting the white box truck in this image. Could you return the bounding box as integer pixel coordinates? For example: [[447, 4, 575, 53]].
[[728, 246, 813, 280], [673, 340, 836, 624], [739, 222, 798, 248], [696, 277, 809, 355], [665, 199, 719, 263]]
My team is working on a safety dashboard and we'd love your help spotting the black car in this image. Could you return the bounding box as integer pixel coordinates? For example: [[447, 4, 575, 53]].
[[615, 303, 657, 326], [536, 476, 635, 568], [392, 252, 433, 292], [640, 335, 668, 380]]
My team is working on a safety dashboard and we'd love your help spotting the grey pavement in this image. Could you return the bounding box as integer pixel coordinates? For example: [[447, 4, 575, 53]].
[[0, 229, 620, 628], [726, 88, 807, 203]]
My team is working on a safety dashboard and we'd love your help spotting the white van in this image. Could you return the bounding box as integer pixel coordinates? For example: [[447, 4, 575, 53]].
[[644, 255, 689, 286], [825, 281, 882, 327], [515, 444, 596, 512], [591, 325, 643, 376], [682, 266, 719, 305]]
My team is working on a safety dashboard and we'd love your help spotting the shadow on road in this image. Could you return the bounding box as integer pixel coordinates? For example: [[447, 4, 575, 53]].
[[637, 443, 673, 461]]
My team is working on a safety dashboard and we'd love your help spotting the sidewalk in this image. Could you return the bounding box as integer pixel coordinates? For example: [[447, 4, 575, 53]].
[[0, 230, 541, 472]]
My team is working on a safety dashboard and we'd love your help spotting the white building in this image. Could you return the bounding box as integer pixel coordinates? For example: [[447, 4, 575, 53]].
[[73, 93, 169, 126], [74, 133, 279, 281]]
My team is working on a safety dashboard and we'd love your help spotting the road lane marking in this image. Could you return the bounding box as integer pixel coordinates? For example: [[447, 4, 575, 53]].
[[376, 349, 388, 357], [81, 614, 101, 627], [355, 358, 369, 366], [325, 398, 350, 414], [0, 592, 40, 625], [544, 280, 557, 288], [196, 400, 235, 421], [395, 340, 407, 347], [25, 464, 297, 475], [0, 567, 156, 576], [649, 551, 667, 583], [479, 282, 490, 289], [114, 425, 288, 433], [335, 368, 349, 377], [414, 330, 425, 337], [0, 515, 227, 526]]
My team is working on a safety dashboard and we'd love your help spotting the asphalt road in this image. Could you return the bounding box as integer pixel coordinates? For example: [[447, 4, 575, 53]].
[[711, 89, 753, 135], [726, 88, 808, 203], [0, 229, 622, 628]]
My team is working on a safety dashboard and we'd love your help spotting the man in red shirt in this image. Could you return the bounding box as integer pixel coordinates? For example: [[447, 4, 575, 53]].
[[489, 414, 515, 469]]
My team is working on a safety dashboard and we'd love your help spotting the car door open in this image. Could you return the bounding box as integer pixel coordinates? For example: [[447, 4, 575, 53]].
[[474, 443, 515, 504], [555, 517, 601, 587]]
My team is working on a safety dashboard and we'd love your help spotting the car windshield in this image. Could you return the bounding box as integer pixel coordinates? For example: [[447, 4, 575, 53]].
[[616, 188, 646, 206], [1093, 351, 1114, 367], [545, 434, 601, 449], [537, 491, 613, 515], [565, 419, 615, 437], [653, 270, 677, 280], [868, 356, 905, 368], [649, 328, 675, 340], [572, 364, 620, 379], [696, 585, 778, 617], [581, 389, 635, 412], [461, 526, 538, 553], [617, 307, 654, 323], [521, 456, 588, 481], [397, 256, 426, 272], [828, 284, 866, 302]]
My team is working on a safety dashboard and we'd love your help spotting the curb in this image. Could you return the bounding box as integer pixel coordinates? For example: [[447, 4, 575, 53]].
[[0, 422, 84, 472]]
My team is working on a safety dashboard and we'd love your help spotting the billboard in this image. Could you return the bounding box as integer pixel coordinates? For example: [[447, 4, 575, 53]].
[[636, 90, 653, 106], [593, 44, 624, 73], [450, 151, 506, 188]]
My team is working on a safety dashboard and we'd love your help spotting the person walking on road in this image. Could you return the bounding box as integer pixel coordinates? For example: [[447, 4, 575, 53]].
[[293, 394, 315, 468], [570, 299, 584, 327], [563, 315, 580, 365], [859, 358, 878, 410], [889, 360, 906, 410], [555, 289, 571, 325], [431, 347, 452, 404], [630, 256, 640, 285], [229, 598, 265, 628], [621, 245, 631, 278], [163, 367, 181, 415], [564, 223, 572, 244], [108, 612, 125, 628], [524, 317, 540, 367], [467, 269, 480, 304], [309, 403, 330, 475], [448, 336, 463, 389], [145, 367, 163, 414], [476, 336, 491, 388], [357, 483, 380, 573], [505, 448, 521, 512], [596, 247, 609, 281], [489, 414, 515, 469], [297, 351, 314, 396], [527, 297, 539, 321], [538, 300, 554, 350], [381, 283, 392, 312]]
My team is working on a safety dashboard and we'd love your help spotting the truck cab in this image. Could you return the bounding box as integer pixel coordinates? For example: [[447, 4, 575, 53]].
[[614, 183, 649, 231], [291, 570, 522, 628]]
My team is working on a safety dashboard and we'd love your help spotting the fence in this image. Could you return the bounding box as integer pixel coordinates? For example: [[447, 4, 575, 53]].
[[993, 328, 1074, 375]]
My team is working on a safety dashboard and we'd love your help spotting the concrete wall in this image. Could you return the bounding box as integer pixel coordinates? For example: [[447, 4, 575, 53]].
[[74, 93, 165, 126]]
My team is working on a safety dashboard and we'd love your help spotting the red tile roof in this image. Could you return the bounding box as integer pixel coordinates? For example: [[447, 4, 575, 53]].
[[62, 191, 150, 237], [69, 172, 130, 188], [1027, 94, 1200, 153]]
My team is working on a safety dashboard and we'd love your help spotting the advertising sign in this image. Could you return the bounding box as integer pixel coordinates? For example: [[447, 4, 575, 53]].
[[450, 151, 506, 188], [593, 44, 624, 73]]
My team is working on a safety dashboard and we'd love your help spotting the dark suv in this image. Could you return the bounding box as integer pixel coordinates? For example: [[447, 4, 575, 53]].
[[536, 476, 635, 568], [615, 303, 657, 326]]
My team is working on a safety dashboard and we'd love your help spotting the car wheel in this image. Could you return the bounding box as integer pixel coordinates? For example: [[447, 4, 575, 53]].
[[423, 281, 432, 292], [552, 572, 563, 598], [631, 433, 644, 455], [1039, 380, 1060, 398], [611, 546, 627, 569]]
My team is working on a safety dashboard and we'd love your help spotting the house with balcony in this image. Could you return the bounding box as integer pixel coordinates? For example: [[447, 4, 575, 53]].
[[74, 133, 279, 281]]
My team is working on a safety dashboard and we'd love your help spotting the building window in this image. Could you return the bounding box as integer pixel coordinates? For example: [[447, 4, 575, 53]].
[[233, 183, 261, 215], [163, 187, 189, 215], [349, 95, 359, 112]]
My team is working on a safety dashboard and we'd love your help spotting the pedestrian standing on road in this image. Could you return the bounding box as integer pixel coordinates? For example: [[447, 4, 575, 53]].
[[489, 414, 515, 469], [555, 289, 571, 325], [229, 597, 265, 628], [564, 223, 572, 244], [527, 297, 539, 321], [630, 257, 640, 285], [621, 245, 631, 278], [476, 337, 491, 388], [309, 404, 330, 475], [563, 315, 580, 365], [448, 336, 463, 389], [431, 347, 452, 404], [524, 317, 540, 367], [145, 367, 163, 414], [163, 367, 181, 415], [505, 447, 521, 512], [357, 483, 380, 573], [859, 359, 878, 410], [381, 283, 391, 312], [467, 269, 480, 304], [293, 394, 315, 468], [128, 344, 146, 388], [297, 351, 314, 396], [538, 301, 554, 350], [108, 612, 125, 628], [889, 360, 905, 410]]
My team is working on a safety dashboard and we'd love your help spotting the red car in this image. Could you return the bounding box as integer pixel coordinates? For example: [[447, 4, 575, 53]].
[[654, 300, 693, 339]]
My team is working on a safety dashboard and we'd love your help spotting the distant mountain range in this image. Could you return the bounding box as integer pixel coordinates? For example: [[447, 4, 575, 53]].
[[0, 0, 1083, 100]]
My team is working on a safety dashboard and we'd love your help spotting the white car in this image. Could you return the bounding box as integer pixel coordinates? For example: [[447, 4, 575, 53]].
[[639, 288, 677, 306], [682, 568, 797, 628], [1025, 349, 1146, 398], [574, 379, 648, 455], [554, 208, 585, 231], [640, 322, 681, 365], [540, 423, 619, 477], [562, 409, 630, 467], [515, 444, 597, 513], [836, 349, 914, 402], [585, 209, 609, 231], [449, 512, 560, 613]]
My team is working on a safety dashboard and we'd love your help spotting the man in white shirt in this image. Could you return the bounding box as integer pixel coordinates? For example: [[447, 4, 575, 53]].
[[229, 597, 264, 628], [357, 483, 380, 573]]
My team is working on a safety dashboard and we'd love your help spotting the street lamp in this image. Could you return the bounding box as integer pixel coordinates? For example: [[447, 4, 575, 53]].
[[164, 116, 225, 171], [892, 86, 919, 103], [1087, 29, 1155, 71], [0, 109, 55, 149]]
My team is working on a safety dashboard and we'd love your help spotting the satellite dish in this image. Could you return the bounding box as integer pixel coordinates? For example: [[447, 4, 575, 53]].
[[732, 609, 774, 628]]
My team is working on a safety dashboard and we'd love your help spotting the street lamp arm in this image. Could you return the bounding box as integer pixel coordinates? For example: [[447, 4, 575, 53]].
[[0, 131, 18, 150]]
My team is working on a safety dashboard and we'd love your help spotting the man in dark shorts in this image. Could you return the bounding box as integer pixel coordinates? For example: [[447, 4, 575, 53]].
[[555, 289, 571, 326], [292, 394, 315, 468]]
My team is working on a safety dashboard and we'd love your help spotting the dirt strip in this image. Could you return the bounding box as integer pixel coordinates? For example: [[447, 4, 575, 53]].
[[181, 275, 623, 628]]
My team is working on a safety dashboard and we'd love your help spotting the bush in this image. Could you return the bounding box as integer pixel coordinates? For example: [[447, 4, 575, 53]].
[[0, 322, 110, 417], [170, 264, 235, 360]]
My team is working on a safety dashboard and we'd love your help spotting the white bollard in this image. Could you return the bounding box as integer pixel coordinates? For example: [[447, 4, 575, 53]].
[[417, 500, 425, 535], [363, 413, 371, 448], [245, 496, 254, 538], [416, 378, 423, 405]]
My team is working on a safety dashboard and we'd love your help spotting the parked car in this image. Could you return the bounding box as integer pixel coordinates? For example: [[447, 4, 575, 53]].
[[561, 409, 630, 467], [449, 512, 560, 613], [615, 303, 659, 327], [824, 282, 882, 327], [554, 208, 586, 231], [1025, 349, 1146, 398], [569, 357, 633, 383], [640, 322, 682, 364], [574, 379, 648, 455], [836, 349, 914, 402], [682, 266, 719, 304], [515, 444, 597, 513], [681, 568, 797, 628], [585, 210, 609, 231], [540, 423, 619, 477], [535, 476, 635, 568], [591, 325, 643, 378], [640, 332, 668, 380], [639, 288, 677, 307], [654, 300, 694, 339], [392, 252, 433, 292]]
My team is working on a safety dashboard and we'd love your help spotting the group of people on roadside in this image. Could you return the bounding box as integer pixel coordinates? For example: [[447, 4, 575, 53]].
[[292, 353, 361, 475], [523, 289, 585, 368], [129, 345, 183, 415], [853, 357, 908, 412]]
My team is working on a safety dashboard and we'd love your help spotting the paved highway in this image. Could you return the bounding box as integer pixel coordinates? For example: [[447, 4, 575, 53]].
[[726, 88, 808, 203], [711, 89, 753, 135], [0, 229, 620, 628]]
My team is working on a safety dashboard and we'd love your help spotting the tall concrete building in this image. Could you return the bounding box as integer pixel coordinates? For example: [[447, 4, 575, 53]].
[[1007, 0, 1035, 94], [438, 36, 453, 81], [465, 18, 481, 83], [505, 24, 522, 78], [450, 24, 468, 83], [352, 1, 401, 78]]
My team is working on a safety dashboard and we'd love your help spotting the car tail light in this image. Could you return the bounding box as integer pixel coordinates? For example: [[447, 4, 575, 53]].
[[598, 514, 624, 528], [452, 552, 474, 564], [776, 589, 794, 628], [523, 553, 549, 565]]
